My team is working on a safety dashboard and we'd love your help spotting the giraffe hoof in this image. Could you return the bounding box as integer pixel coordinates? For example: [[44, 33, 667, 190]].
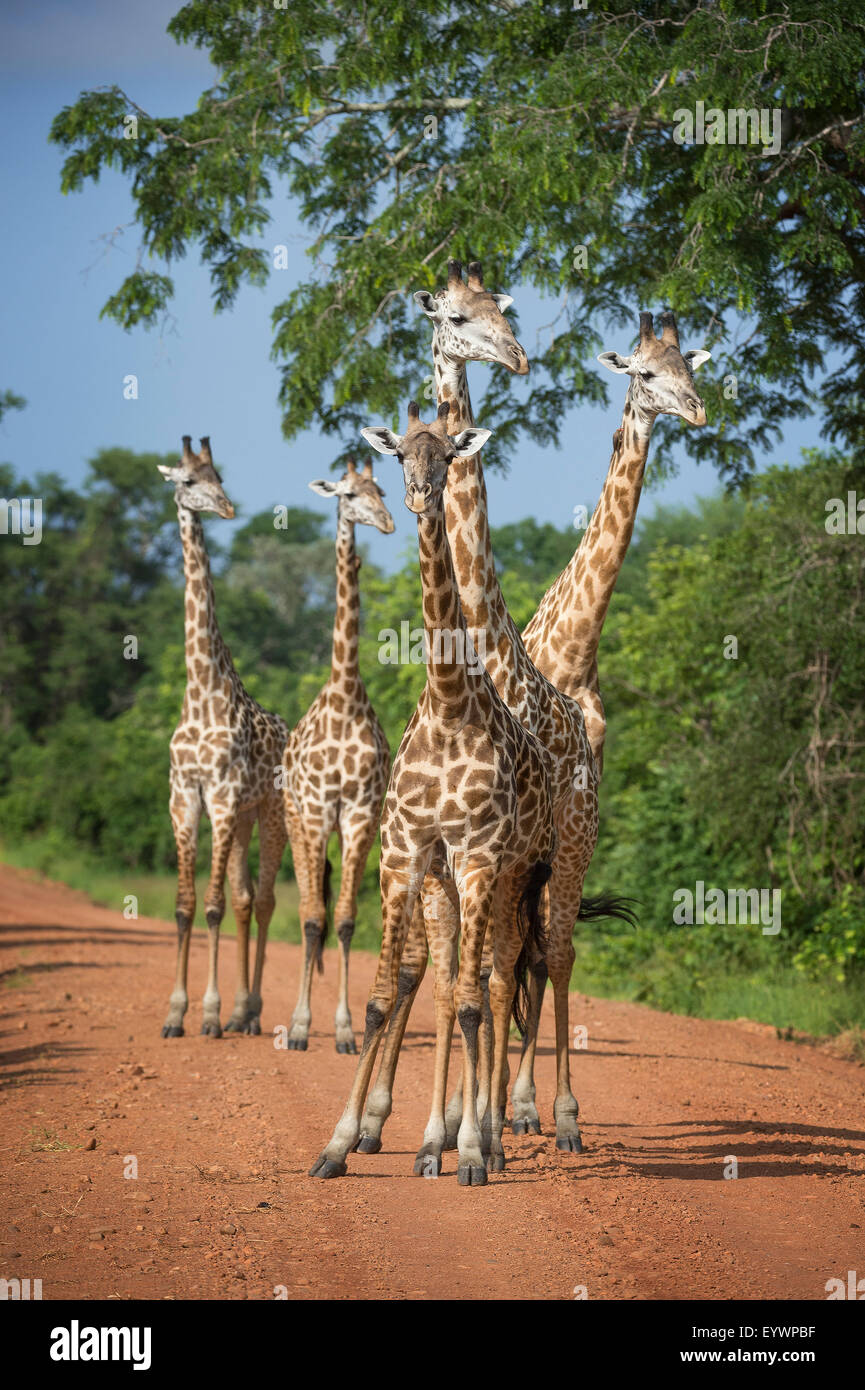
[[457, 1162, 488, 1187], [512, 1117, 542, 1136], [286, 1037, 308, 1051], [556, 1134, 584, 1153], [413, 1147, 442, 1177], [335, 1039, 357, 1054], [223, 1019, 243, 1033], [243, 1017, 261, 1036], [486, 1151, 506, 1173], [308, 1155, 347, 1180], [356, 1135, 382, 1154], [161, 1024, 184, 1038], [200, 1021, 223, 1038]]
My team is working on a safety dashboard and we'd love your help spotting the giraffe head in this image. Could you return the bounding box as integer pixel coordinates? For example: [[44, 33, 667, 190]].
[[308, 458, 395, 533], [362, 402, 490, 517], [158, 436, 235, 518], [414, 258, 529, 375], [598, 312, 711, 426]]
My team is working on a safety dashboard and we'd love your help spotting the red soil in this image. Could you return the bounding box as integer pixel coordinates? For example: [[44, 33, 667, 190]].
[[1, 862, 863, 1301]]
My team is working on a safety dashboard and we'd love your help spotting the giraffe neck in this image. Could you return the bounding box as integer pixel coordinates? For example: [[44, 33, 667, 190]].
[[526, 386, 655, 680], [433, 344, 511, 645], [178, 506, 234, 693], [417, 504, 476, 716], [330, 511, 361, 690]]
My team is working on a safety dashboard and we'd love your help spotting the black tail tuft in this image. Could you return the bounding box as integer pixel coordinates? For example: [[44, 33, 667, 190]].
[[512, 861, 553, 1037], [577, 892, 640, 929], [317, 856, 333, 974]]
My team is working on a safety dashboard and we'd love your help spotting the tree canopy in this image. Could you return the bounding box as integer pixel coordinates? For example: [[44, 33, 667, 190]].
[[50, 1, 865, 482]]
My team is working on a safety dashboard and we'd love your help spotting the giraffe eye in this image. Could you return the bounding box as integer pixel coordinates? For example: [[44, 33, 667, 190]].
[[449, 314, 466, 325], [344, 490, 356, 499]]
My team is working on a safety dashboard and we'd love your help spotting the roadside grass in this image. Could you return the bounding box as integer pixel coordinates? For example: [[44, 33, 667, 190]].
[[3, 836, 863, 1040], [572, 927, 865, 1039], [0, 834, 383, 952]]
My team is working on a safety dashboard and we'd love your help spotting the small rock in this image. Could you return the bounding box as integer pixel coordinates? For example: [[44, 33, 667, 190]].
[[83, 1137, 97, 1152]]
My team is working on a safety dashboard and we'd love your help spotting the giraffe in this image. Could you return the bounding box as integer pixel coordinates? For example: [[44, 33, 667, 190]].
[[506, 309, 711, 1139], [283, 459, 394, 1053], [160, 436, 288, 1039], [522, 309, 712, 766], [355, 260, 623, 1158], [310, 402, 557, 1186]]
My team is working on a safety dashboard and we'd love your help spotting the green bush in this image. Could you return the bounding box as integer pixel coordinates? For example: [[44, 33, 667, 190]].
[[793, 887, 865, 984]]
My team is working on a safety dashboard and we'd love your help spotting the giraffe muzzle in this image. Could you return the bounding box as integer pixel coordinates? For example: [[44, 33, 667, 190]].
[[405, 486, 432, 514]]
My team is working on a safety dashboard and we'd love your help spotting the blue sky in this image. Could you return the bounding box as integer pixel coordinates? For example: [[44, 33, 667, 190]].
[[0, 0, 827, 571]]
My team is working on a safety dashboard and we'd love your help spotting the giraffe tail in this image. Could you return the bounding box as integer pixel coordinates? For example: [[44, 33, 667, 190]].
[[577, 892, 640, 928], [317, 856, 333, 974], [512, 861, 553, 1037]]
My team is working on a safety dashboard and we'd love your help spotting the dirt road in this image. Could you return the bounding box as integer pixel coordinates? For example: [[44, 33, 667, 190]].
[[1, 862, 863, 1301]]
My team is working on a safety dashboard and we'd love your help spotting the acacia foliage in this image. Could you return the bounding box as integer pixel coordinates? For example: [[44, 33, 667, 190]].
[[50, 1, 865, 479]]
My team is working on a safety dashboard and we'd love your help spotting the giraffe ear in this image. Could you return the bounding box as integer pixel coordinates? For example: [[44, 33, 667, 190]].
[[450, 427, 491, 458], [598, 350, 635, 375], [489, 293, 514, 312], [158, 464, 185, 481], [361, 426, 404, 456], [684, 349, 711, 372], [413, 290, 439, 317], [308, 479, 339, 498]]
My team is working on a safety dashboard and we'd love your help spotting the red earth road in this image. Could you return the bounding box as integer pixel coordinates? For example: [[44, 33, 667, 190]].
[[1, 862, 863, 1300]]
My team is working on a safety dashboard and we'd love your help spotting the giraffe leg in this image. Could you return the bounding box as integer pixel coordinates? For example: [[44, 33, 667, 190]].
[[162, 784, 201, 1037], [243, 796, 288, 1035], [510, 946, 547, 1134], [332, 814, 378, 1054], [200, 800, 239, 1037], [223, 810, 257, 1033], [285, 803, 328, 1051], [453, 865, 497, 1188], [546, 887, 583, 1152], [358, 896, 428, 1153], [310, 865, 418, 1178], [476, 930, 496, 1160], [444, 1078, 464, 1150], [413, 874, 460, 1177], [486, 876, 524, 1174], [412, 884, 463, 1152]]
